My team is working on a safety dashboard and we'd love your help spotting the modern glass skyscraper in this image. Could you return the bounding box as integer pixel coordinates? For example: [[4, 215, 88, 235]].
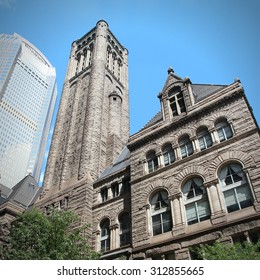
[[0, 33, 57, 189]]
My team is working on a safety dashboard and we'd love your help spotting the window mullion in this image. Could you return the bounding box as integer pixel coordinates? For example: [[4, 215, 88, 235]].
[[233, 187, 241, 210]]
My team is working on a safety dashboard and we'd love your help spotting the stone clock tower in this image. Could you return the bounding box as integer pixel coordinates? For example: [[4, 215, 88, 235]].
[[36, 20, 129, 224]]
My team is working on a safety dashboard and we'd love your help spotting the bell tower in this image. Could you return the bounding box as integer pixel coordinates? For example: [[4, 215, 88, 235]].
[[36, 20, 129, 222]]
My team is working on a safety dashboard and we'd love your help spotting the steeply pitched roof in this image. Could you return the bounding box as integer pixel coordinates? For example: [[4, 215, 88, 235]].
[[141, 111, 163, 131], [96, 146, 130, 182], [192, 84, 228, 102], [0, 183, 12, 198], [1, 174, 42, 208]]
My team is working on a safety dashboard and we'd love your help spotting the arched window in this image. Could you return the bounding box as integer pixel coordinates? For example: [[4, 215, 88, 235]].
[[215, 118, 233, 142], [179, 135, 193, 158], [197, 127, 213, 151], [119, 212, 131, 246], [182, 177, 211, 225], [218, 163, 253, 213], [100, 219, 110, 252], [150, 190, 172, 236], [162, 144, 175, 166], [147, 151, 158, 173]]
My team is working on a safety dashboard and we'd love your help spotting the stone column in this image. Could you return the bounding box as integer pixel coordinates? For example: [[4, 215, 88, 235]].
[[170, 193, 184, 226], [145, 204, 152, 236], [114, 224, 120, 248], [95, 231, 101, 252], [156, 152, 163, 168], [205, 180, 223, 214], [174, 144, 181, 160], [191, 136, 199, 153], [143, 159, 148, 174], [209, 127, 218, 144], [109, 225, 115, 250], [212, 129, 219, 144], [205, 179, 226, 224], [169, 198, 176, 227]]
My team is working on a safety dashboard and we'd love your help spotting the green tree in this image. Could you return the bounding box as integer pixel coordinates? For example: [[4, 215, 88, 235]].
[[193, 240, 260, 260], [0, 208, 100, 260]]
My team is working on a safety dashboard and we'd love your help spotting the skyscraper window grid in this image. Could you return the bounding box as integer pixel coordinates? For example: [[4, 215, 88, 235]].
[[0, 33, 57, 189]]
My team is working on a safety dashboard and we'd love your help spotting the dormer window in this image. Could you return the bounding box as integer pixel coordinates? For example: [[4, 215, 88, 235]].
[[168, 87, 186, 117]]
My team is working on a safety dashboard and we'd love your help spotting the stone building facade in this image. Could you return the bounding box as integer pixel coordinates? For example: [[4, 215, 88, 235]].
[[126, 69, 260, 259], [36, 20, 260, 259]]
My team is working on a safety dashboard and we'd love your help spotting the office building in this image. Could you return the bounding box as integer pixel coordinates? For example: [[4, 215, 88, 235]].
[[0, 33, 57, 188]]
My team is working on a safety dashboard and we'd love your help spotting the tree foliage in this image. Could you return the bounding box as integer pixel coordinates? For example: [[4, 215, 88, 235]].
[[193, 240, 260, 260], [0, 208, 100, 260]]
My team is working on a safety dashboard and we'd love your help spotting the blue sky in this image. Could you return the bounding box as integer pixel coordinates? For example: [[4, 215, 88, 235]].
[[1, 0, 259, 183]]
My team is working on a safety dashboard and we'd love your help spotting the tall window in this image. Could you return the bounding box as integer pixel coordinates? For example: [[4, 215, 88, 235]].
[[150, 190, 172, 236], [112, 182, 119, 198], [168, 87, 186, 116], [88, 43, 93, 66], [101, 187, 108, 202], [100, 219, 110, 252], [215, 118, 233, 142], [179, 135, 193, 158], [219, 163, 253, 213], [197, 127, 213, 151], [162, 144, 175, 166], [182, 177, 211, 225], [119, 212, 131, 246], [147, 151, 158, 173], [106, 45, 111, 68]]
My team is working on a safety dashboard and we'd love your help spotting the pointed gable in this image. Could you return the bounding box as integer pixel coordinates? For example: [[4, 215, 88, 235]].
[[161, 67, 184, 93]]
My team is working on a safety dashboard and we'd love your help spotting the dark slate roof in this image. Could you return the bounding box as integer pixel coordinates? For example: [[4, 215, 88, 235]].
[[96, 146, 130, 182], [0, 183, 12, 197], [0, 196, 6, 205], [0, 175, 41, 208], [141, 111, 163, 130], [192, 84, 228, 102]]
